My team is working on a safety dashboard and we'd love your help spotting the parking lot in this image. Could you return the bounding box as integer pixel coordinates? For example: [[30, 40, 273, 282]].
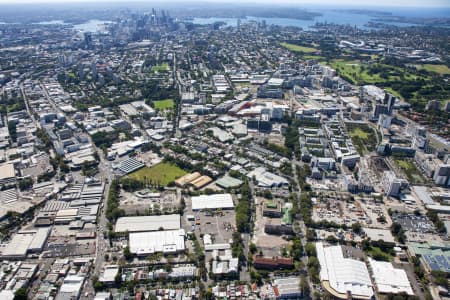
[[182, 196, 236, 245], [392, 213, 435, 233], [251, 197, 290, 256], [119, 189, 179, 215], [44, 238, 95, 258], [43, 224, 97, 258]]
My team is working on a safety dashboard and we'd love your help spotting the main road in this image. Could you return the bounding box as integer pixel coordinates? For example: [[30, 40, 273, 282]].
[[79, 151, 113, 299]]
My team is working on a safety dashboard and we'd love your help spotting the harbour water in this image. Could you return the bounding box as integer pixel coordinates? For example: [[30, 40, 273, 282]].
[[73, 19, 112, 32], [191, 7, 450, 29], [30, 19, 112, 32], [2, 6, 449, 32]]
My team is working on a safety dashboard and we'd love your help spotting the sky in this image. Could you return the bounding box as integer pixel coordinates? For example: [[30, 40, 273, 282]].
[[0, 0, 448, 7]]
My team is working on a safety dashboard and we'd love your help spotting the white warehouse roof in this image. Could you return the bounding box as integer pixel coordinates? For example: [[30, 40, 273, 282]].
[[273, 277, 301, 298], [1, 228, 50, 258], [99, 265, 119, 283], [115, 214, 180, 233], [191, 194, 234, 210], [368, 258, 413, 295], [2, 233, 34, 258], [247, 167, 289, 188], [57, 275, 85, 300], [129, 229, 185, 255], [316, 242, 374, 299]]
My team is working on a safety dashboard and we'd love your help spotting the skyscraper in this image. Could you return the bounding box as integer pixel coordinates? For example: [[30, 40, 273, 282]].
[[84, 32, 93, 49]]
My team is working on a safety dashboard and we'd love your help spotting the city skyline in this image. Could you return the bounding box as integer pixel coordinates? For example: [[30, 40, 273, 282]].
[[0, 0, 449, 8]]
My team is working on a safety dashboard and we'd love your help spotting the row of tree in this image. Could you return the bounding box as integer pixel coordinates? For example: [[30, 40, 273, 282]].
[[235, 180, 252, 233]]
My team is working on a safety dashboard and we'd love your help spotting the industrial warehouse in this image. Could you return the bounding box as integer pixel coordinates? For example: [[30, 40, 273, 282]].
[[1, 228, 50, 259], [191, 193, 235, 211], [114, 214, 181, 233], [316, 242, 374, 299], [368, 258, 414, 295], [114, 214, 187, 256], [128, 229, 186, 255]]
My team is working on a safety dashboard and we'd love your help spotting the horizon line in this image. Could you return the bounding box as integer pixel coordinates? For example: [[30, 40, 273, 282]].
[[0, 0, 448, 9]]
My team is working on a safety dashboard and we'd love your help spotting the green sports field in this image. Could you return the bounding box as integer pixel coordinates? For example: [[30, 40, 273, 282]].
[[280, 42, 318, 53], [127, 162, 187, 186], [153, 99, 175, 110], [151, 63, 169, 73]]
